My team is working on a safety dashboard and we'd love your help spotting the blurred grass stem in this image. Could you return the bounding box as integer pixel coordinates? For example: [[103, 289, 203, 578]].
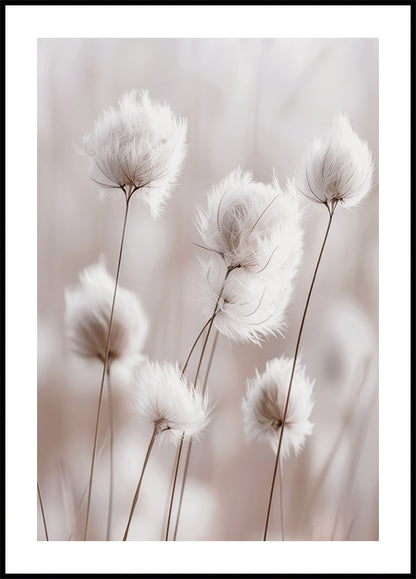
[[263, 203, 336, 541], [37, 481, 49, 541]]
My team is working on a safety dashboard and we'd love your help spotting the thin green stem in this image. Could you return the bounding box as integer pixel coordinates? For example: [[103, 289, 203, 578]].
[[173, 330, 220, 541], [37, 481, 49, 541], [263, 207, 335, 541], [106, 366, 114, 541], [84, 197, 130, 541], [123, 424, 159, 541]]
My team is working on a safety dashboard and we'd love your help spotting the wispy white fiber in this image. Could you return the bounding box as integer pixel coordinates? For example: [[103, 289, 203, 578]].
[[298, 114, 374, 209], [83, 89, 188, 218], [132, 361, 210, 444], [242, 356, 315, 459], [65, 262, 148, 367]]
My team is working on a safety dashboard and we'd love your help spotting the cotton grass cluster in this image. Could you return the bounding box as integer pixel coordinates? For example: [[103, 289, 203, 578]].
[[197, 169, 303, 344], [299, 114, 374, 210], [65, 262, 148, 367], [83, 89, 187, 217], [242, 357, 315, 459], [132, 360, 210, 444]]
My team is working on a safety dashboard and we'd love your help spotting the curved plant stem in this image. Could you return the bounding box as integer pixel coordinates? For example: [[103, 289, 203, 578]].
[[263, 206, 335, 541], [164, 432, 185, 541], [123, 424, 159, 541], [37, 481, 49, 541], [173, 330, 219, 541], [84, 197, 130, 541], [106, 366, 114, 541], [165, 267, 233, 541]]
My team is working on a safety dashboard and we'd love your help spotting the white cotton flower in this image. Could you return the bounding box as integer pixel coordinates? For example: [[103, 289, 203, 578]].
[[298, 113, 374, 210], [65, 262, 148, 366], [83, 89, 187, 218], [196, 168, 303, 274], [242, 356, 315, 459], [132, 361, 210, 444], [202, 255, 293, 345]]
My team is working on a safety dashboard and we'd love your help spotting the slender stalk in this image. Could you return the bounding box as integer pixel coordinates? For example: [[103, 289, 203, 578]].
[[182, 316, 214, 375], [84, 196, 131, 541], [106, 366, 114, 541], [279, 461, 285, 541], [164, 432, 185, 541], [263, 206, 335, 541], [37, 481, 49, 541], [67, 435, 109, 541], [165, 268, 232, 541], [123, 424, 159, 541], [173, 330, 219, 541]]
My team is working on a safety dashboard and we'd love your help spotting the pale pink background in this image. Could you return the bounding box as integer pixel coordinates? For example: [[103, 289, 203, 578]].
[[38, 38, 379, 541]]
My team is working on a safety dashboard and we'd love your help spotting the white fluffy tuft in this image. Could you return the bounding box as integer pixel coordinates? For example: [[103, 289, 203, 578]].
[[65, 262, 148, 368], [132, 360, 210, 444], [83, 89, 188, 218], [298, 113, 374, 209], [242, 356, 315, 459]]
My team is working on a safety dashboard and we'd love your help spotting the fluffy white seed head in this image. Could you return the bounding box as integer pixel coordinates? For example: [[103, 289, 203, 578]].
[[298, 114, 374, 210], [197, 169, 303, 344], [242, 356, 315, 459], [65, 262, 148, 367], [202, 255, 293, 345], [132, 361, 210, 444], [83, 89, 187, 218], [196, 168, 303, 274]]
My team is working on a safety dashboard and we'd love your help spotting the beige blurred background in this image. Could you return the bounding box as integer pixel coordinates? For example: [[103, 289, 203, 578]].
[[37, 38, 378, 541]]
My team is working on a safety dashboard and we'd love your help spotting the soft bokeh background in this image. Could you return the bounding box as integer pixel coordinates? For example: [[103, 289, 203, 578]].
[[37, 38, 378, 541]]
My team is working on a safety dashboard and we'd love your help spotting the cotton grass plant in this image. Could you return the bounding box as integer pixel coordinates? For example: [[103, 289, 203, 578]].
[[122, 361, 210, 541], [65, 261, 148, 539], [259, 113, 374, 541], [80, 90, 187, 540]]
